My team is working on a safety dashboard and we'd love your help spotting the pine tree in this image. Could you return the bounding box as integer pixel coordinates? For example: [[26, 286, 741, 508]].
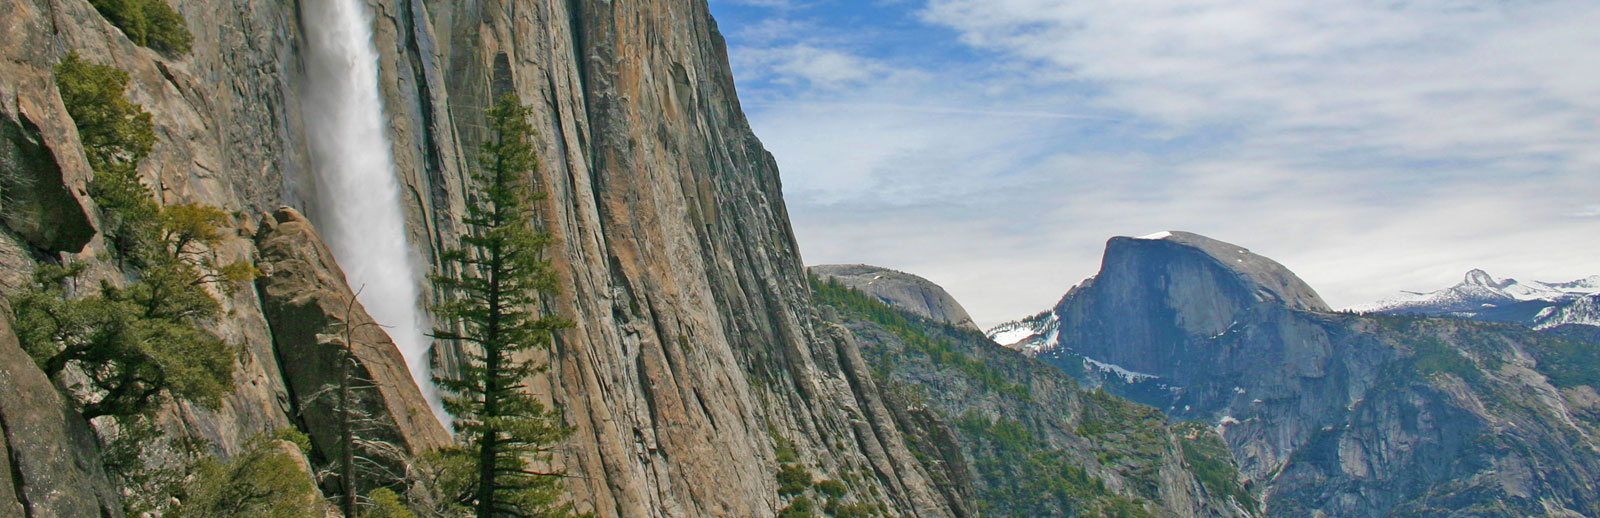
[[8, 53, 254, 422], [431, 94, 580, 518]]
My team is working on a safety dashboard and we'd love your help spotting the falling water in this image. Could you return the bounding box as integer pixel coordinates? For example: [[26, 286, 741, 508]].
[[299, 0, 445, 424]]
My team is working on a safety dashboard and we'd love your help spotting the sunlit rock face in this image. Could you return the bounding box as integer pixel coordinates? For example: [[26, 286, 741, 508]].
[[0, 0, 960, 516], [254, 206, 450, 494]]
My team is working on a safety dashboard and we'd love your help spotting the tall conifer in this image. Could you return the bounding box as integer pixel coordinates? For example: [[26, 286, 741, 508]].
[[431, 94, 580, 518]]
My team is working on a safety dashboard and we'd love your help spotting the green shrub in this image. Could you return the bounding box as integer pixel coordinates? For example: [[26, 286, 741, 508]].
[[87, 0, 193, 55], [770, 424, 800, 464], [55, 51, 156, 258], [823, 497, 878, 517], [815, 479, 847, 499], [362, 488, 416, 518], [777, 463, 813, 496], [13, 53, 255, 421], [169, 431, 325, 518], [778, 495, 816, 518]]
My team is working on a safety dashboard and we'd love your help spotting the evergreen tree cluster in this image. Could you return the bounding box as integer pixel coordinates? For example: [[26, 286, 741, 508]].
[[15, 53, 586, 518], [87, 0, 193, 55], [809, 275, 1031, 400], [10, 52, 252, 421]]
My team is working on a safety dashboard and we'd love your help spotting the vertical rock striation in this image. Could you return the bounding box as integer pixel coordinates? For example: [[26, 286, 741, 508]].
[[0, 0, 960, 516]]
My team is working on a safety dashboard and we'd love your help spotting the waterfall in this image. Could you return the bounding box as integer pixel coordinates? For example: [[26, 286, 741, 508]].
[[299, 0, 445, 425]]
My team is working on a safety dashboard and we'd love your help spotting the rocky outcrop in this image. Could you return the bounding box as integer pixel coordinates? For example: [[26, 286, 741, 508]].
[[1020, 231, 1600, 516], [0, 301, 122, 517], [815, 285, 1254, 517], [1534, 294, 1600, 329], [1, 0, 963, 516], [1049, 231, 1330, 377], [811, 264, 980, 331], [255, 207, 451, 485], [0, 105, 93, 257], [0, 0, 306, 463]]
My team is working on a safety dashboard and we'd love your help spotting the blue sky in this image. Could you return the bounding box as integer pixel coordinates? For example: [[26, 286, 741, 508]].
[[708, 0, 1600, 328]]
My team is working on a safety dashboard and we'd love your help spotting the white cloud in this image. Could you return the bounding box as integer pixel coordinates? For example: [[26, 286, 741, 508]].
[[731, 44, 906, 90], [717, 1, 1600, 326], [919, 0, 1600, 171]]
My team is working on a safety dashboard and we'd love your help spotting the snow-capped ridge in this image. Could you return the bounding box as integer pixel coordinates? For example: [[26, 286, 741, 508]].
[[1356, 269, 1600, 326], [1533, 294, 1600, 329]]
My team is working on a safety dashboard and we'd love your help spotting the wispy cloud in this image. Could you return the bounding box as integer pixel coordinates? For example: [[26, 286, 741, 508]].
[[713, 1, 1600, 327], [732, 44, 901, 90]]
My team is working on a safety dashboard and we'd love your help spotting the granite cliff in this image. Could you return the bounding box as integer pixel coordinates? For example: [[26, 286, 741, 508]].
[[999, 231, 1600, 516], [811, 264, 980, 331], [812, 275, 1258, 517], [1, 0, 958, 516]]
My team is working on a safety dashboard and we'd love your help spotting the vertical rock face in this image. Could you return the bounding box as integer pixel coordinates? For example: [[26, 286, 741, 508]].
[[254, 207, 451, 486], [810, 264, 981, 331], [0, 301, 122, 517], [1, 0, 956, 516], [1026, 231, 1600, 517], [395, 2, 954, 514], [1054, 232, 1330, 377]]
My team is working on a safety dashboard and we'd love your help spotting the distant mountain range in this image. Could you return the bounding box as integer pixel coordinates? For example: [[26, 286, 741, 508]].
[[1353, 269, 1600, 328], [981, 230, 1600, 516]]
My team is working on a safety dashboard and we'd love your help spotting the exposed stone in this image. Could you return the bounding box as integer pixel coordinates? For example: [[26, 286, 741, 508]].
[[0, 0, 981, 516], [811, 264, 980, 331], [1030, 232, 1600, 517], [255, 207, 451, 484], [0, 105, 93, 256], [0, 301, 122, 517]]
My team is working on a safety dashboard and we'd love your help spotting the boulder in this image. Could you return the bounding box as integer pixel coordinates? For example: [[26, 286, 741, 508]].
[[255, 207, 450, 489]]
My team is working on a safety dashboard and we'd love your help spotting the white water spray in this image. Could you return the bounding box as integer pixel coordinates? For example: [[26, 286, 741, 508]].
[[300, 0, 446, 425]]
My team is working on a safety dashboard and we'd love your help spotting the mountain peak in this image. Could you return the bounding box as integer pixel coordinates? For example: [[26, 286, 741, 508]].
[[1463, 269, 1501, 288], [1360, 269, 1600, 325], [809, 264, 980, 330], [988, 231, 1331, 377], [1109, 231, 1331, 313]]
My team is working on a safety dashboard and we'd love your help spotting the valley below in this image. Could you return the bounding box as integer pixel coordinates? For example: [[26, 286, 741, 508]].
[[0, 1, 1596, 517]]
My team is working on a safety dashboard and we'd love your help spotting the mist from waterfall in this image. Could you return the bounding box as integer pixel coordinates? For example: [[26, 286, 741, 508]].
[[299, 0, 445, 425]]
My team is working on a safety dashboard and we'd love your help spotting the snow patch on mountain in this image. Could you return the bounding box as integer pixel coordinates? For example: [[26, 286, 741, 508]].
[[1353, 269, 1600, 318], [1083, 357, 1160, 383], [1533, 294, 1600, 329], [1136, 231, 1174, 240], [986, 311, 1060, 355]]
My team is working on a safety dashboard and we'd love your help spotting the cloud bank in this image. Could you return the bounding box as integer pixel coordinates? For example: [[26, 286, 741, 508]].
[[710, 0, 1600, 328]]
